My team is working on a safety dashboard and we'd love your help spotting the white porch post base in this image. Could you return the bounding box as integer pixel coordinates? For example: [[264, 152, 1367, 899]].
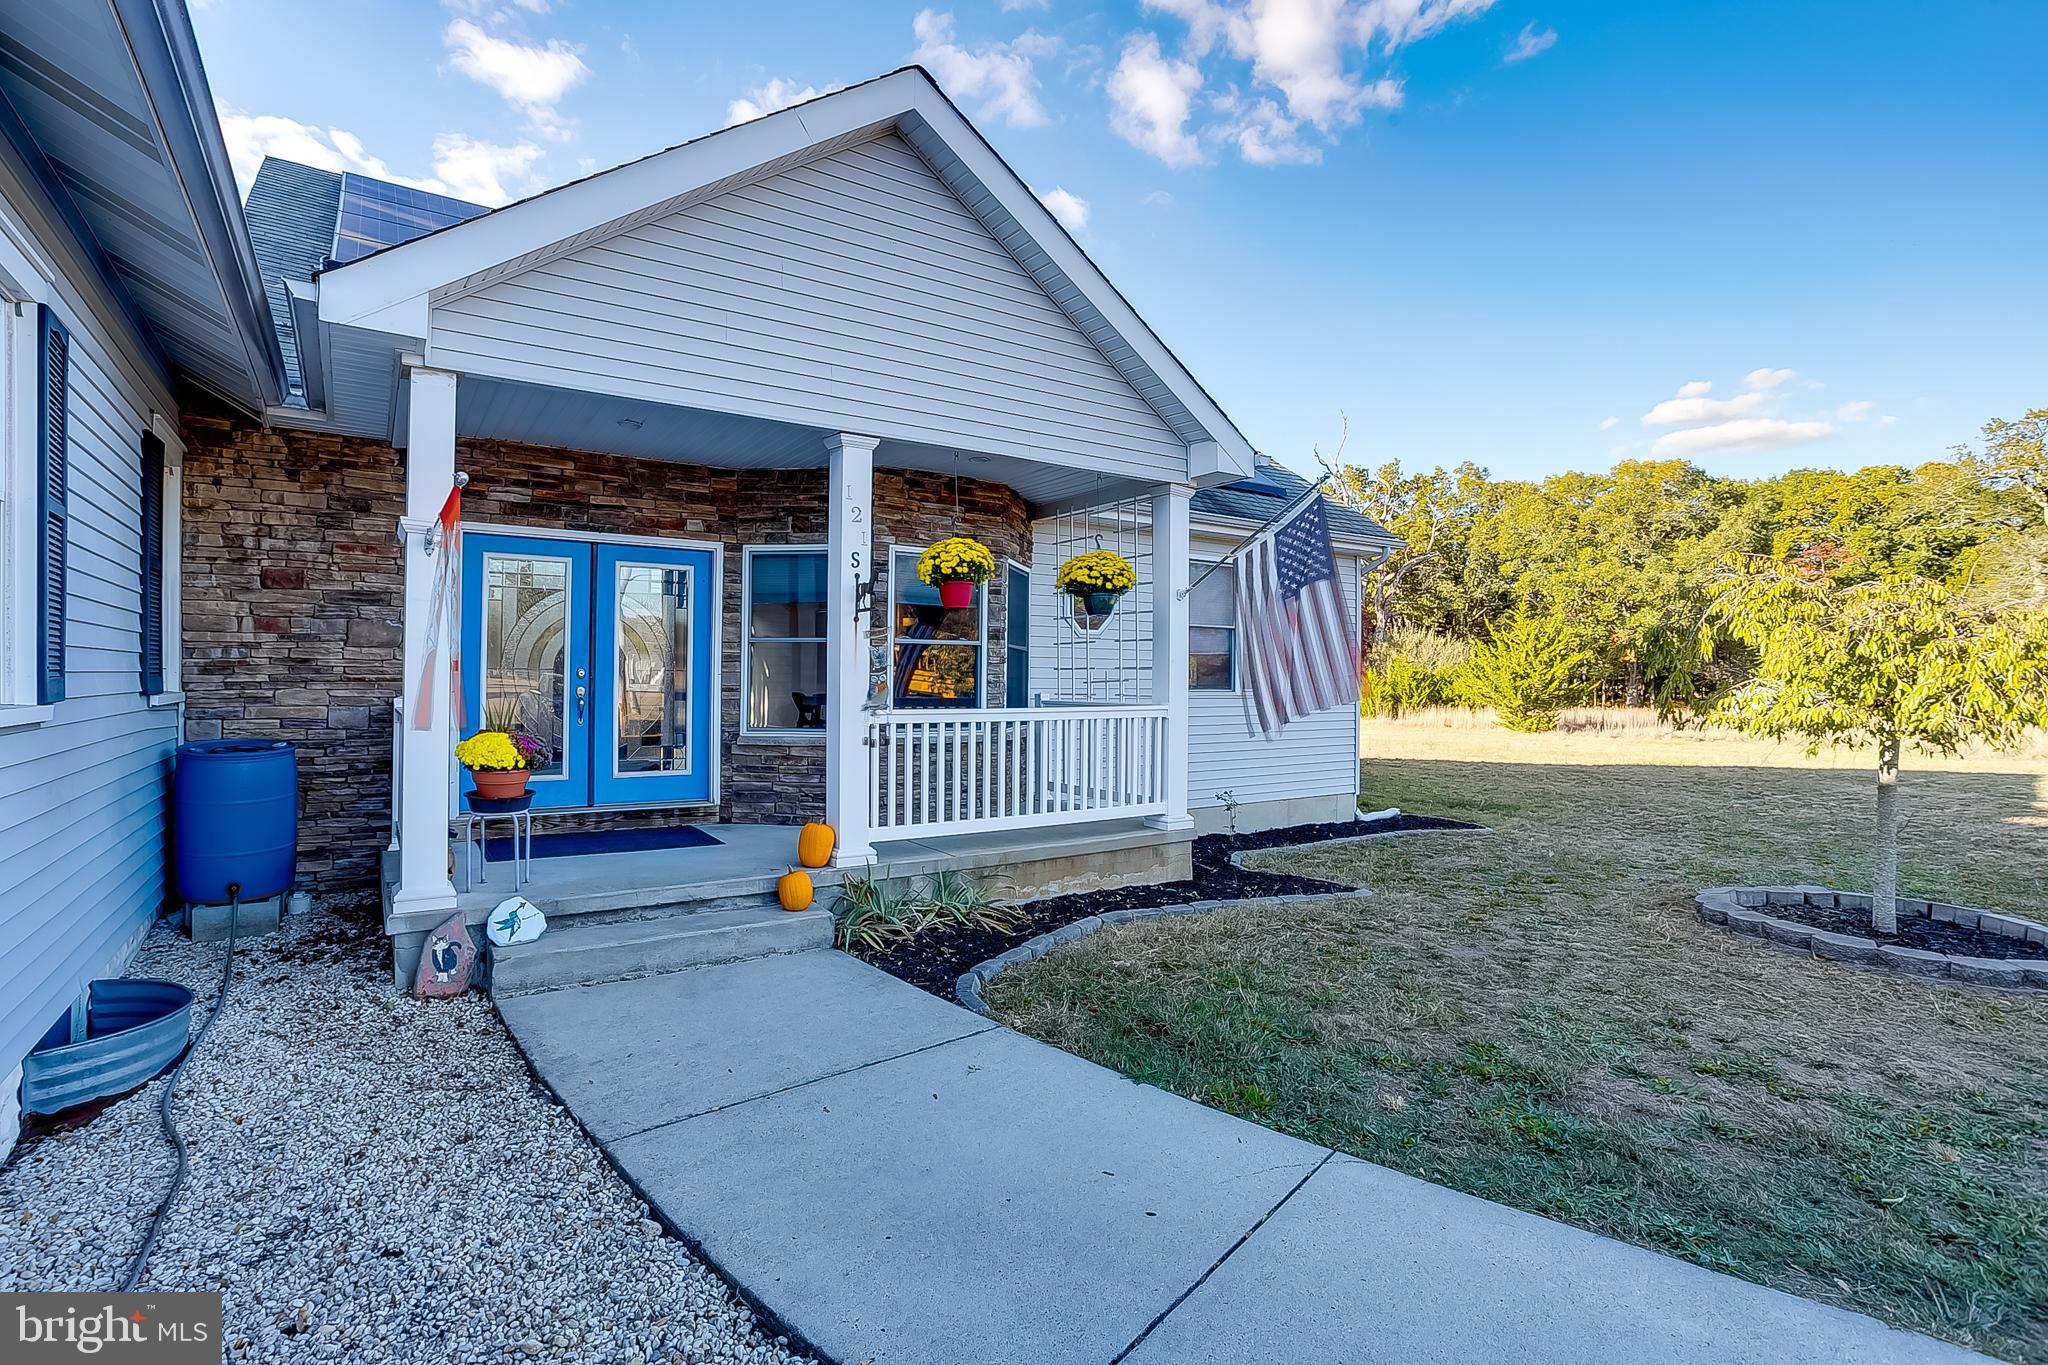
[[392, 362, 461, 918], [825, 432, 878, 868], [1145, 483, 1194, 833]]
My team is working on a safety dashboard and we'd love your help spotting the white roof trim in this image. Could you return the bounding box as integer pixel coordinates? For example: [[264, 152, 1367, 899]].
[[314, 67, 1256, 479]]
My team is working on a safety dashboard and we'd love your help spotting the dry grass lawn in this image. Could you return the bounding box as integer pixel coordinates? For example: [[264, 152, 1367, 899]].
[[988, 720, 2048, 1362]]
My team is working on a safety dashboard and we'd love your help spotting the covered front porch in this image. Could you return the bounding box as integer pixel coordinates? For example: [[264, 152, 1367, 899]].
[[376, 392, 1203, 944], [291, 69, 1261, 971]]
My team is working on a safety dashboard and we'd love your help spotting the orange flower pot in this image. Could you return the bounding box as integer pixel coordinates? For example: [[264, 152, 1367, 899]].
[[470, 768, 531, 800]]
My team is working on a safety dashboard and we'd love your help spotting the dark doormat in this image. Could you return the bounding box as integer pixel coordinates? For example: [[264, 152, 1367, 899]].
[[484, 824, 724, 862]]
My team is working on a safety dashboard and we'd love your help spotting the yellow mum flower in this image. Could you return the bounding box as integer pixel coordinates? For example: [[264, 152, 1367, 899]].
[[918, 536, 996, 586], [1056, 550, 1136, 596], [455, 730, 527, 772]]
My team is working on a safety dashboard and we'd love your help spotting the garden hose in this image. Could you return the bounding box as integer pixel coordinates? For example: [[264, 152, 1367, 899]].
[[119, 885, 240, 1292]]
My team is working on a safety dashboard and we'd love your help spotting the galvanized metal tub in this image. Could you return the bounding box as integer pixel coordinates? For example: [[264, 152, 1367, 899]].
[[20, 979, 195, 1116]]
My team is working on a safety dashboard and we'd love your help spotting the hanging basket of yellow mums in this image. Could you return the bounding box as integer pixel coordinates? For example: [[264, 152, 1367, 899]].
[[917, 536, 997, 608], [1056, 549, 1137, 617]]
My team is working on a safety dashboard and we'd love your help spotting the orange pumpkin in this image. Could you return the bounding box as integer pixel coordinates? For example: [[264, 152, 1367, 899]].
[[777, 868, 814, 912], [797, 822, 835, 869]]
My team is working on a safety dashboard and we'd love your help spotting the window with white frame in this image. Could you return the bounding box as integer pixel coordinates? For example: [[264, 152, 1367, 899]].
[[891, 547, 982, 708], [145, 418, 182, 702], [1004, 561, 1030, 708], [1189, 561, 1238, 691], [0, 244, 48, 711], [744, 548, 829, 732]]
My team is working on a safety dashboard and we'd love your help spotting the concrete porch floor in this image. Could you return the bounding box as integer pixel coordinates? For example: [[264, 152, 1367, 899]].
[[450, 816, 1195, 920]]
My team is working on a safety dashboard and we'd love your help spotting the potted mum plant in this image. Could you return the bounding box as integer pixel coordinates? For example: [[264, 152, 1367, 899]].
[[455, 729, 544, 799], [917, 536, 997, 609], [1056, 548, 1137, 617]]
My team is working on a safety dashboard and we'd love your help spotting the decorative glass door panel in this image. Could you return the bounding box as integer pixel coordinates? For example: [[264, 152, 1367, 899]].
[[593, 545, 715, 805], [462, 534, 589, 809], [463, 535, 714, 809]]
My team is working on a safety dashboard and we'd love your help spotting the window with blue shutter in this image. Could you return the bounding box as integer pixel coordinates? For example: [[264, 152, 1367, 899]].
[[35, 305, 67, 706], [140, 431, 165, 695]]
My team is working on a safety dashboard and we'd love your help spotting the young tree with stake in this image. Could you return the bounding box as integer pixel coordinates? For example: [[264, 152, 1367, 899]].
[[1701, 557, 2048, 934]]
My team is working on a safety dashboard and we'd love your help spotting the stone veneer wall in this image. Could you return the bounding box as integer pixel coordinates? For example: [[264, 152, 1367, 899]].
[[179, 393, 1030, 894]]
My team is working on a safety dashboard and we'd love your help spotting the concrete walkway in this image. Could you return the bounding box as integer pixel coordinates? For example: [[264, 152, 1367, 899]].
[[497, 951, 1992, 1365]]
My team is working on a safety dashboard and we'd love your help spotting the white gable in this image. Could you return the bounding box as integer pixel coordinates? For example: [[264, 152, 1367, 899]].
[[427, 136, 1184, 479]]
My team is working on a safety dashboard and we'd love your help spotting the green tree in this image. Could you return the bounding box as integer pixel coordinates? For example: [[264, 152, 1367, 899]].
[[1328, 459, 1494, 645], [1968, 408, 2048, 607], [1457, 610, 1595, 732], [1701, 558, 2048, 933]]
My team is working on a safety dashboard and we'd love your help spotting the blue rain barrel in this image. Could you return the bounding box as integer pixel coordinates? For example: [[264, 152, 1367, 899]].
[[175, 739, 298, 904]]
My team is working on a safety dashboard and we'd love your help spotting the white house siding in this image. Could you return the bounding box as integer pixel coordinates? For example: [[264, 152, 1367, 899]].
[[1187, 544, 1361, 825], [0, 150, 179, 1146], [429, 134, 1188, 483], [1027, 518, 1362, 828]]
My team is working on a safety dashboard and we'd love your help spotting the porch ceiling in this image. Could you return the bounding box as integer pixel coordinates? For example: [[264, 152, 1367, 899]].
[[453, 372, 1162, 510]]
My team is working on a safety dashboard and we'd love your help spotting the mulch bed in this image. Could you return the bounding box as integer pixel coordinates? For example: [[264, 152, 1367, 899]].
[[1764, 900, 2048, 962], [861, 814, 1480, 997]]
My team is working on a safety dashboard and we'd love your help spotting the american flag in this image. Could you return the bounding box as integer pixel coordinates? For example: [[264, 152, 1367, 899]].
[[1236, 494, 1359, 737]]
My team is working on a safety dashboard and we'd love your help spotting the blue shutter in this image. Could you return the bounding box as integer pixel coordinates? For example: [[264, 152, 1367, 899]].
[[139, 431, 165, 695], [35, 305, 68, 706]]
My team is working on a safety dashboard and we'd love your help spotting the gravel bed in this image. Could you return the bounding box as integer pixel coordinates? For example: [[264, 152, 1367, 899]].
[[863, 814, 1481, 996], [0, 910, 812, 1365]]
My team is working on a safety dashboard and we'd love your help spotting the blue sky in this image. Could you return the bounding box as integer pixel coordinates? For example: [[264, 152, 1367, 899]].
[[192, 0, 2048, 484]]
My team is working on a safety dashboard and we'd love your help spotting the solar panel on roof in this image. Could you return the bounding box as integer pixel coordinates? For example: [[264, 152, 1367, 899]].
[[330, 172, 488, 263]]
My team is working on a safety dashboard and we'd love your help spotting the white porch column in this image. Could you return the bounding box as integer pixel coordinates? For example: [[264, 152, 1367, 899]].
[[825, 432, 879, 866], [391, 361, 461, 918], [1148, 484, 1194, 831]]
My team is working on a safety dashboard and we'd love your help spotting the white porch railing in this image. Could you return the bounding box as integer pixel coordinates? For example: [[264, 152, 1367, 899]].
[[867, 704, 1169, 840]]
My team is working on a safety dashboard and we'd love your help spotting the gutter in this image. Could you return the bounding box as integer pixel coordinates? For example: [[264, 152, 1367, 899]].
[[110, 0, 288, 411]]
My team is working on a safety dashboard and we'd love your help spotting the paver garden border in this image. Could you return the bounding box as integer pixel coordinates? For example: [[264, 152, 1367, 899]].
[[1696, 886, 2048, 991], [957, 819, 1494, 1013]]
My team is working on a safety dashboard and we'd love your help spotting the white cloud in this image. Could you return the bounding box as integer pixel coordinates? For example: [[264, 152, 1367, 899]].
[[1598, 416, 1619, 431], [1146, 0, 1241, 59], [1881, 414, 1898, 425], [443, 19, 590, 140], [1213, 93, 1323, 164], [1652, 419, 1833, 457], [1038, 186, 1091, 230], [426, 133, 545, 206], [911, 10, 1048, 128], [999, 0, 1050, 9], [216, 108, 540, 207], [1108, 32, 1206, 166], [724, 77, 841, 127], [1238, 0, 1366, 128], [1113, 0, 1464, 166], [1743, 366, 1796, 391], [1354, 0, 1497, 51], [1143, 188, 1176, 206], [1837, 400, 1875, 422], [1642, 391, 1769, 426], [1503, 22, 1555, 63], [1675, 380, 1712, 398]]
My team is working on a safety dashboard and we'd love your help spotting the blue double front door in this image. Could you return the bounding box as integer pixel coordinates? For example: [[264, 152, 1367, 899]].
[[462, 533, 716, 809]]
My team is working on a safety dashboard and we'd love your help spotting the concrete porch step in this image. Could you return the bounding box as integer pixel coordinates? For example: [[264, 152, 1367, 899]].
[[489, 905, 833, 995]]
